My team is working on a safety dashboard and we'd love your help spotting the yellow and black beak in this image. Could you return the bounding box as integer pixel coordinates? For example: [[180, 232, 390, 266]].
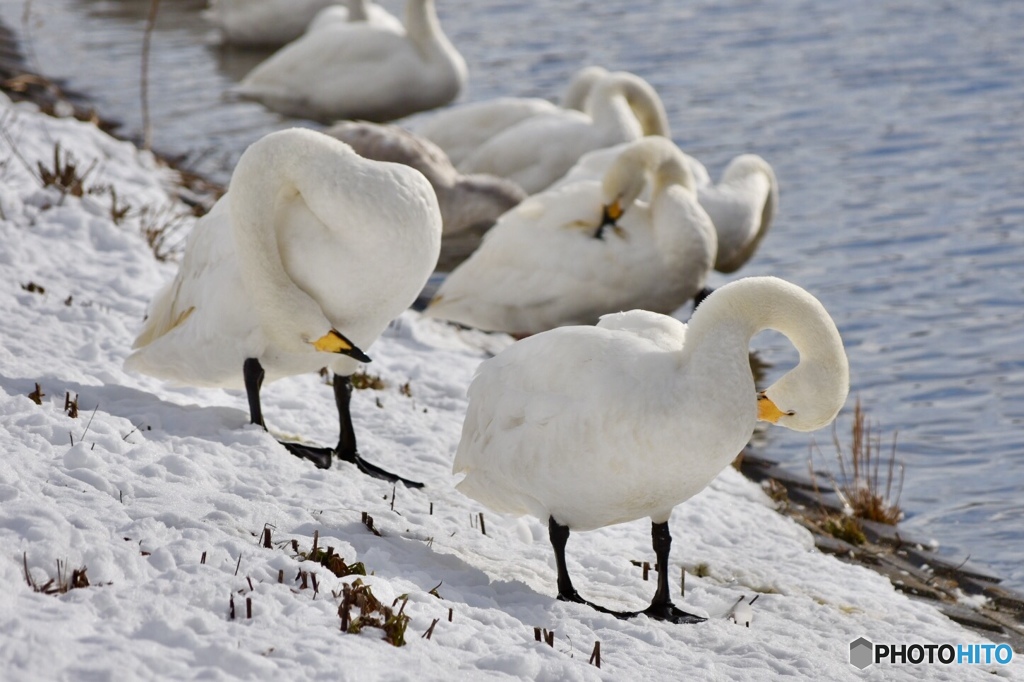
[[757, 391, 793, 423], [594, 199, 624, 240], [312, 329, 372, 363]]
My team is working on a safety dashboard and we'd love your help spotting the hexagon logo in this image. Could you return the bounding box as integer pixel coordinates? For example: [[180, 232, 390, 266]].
[[850, 637, 874, 669]]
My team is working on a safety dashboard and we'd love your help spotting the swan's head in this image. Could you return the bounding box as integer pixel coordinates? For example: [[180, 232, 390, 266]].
[[311, 329, 372, 363], [756, 328, 849, 433]]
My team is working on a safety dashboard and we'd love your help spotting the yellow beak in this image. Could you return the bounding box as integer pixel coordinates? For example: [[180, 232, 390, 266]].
[[757, 392, 791, 423], [312, 329, 372, 363]]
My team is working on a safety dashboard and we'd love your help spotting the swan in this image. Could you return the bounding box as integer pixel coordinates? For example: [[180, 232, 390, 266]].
[[125, 128, 441, 485], [234, 0, 467, 123], [205, 0, 400, 48], [697, 154, 778, 273], [452, 276, 850, 621], [550, 146, 778, 273], [306, 0, 405, 35], [457, 71, 671, 194], [324, 121, 527, 271], [424, 136, 716, 335], [416, 66, 608, 167]]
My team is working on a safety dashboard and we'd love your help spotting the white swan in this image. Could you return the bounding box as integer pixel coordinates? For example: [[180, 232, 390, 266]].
[[697, 154, 779, 273], [325, 121, 527, 271], [306, 0, 404, 35], [551, 146, 778, 273], [457, 71, 671, 194], [125, 128, 441, 485], [453, 276, 849, 621], [205, 0, 400, 48], [424, 137, 716, 335], [416, 66, 608, 167], [234, 0, 467, 123]]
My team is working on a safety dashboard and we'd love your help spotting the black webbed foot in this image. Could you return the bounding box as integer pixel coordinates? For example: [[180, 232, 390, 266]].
[[335, 449, 424, 488], [642, 601, 707, 624], [279, 441, 333, 470]]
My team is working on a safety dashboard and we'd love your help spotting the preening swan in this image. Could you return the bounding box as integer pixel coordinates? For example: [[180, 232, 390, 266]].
[[457, 71, 671, 194], [551, 145, 778, 274], [306, 0, 405, 35], [234, 0, 466, 123], [417, 66, 608, 167], [424, 136, 716, 335], [453, 276, 849, 621], [697, 154, 778, 273], [205, 0, 399, 48], [125, 128, 441, 485], [325, 121, 527, 271]]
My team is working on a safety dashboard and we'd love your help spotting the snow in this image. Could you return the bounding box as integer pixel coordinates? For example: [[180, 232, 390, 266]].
[[0, 93, 1017, 680]]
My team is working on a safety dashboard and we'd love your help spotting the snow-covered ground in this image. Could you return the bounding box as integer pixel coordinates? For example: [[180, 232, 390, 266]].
[[0, 94, 1017, 680]]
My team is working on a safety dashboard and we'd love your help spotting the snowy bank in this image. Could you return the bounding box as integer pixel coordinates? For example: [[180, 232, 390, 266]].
[[0, 94, 1016, 680]]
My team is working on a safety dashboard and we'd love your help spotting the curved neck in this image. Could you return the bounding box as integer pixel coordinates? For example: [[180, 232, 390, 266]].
[[229, 130, 352, 348], [346, 0, 369, 21], [405, 0, 441, 50]]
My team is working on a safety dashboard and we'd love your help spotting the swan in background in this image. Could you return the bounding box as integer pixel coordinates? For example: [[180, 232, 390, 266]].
[[697, 154, 778, 273], [550, 146, 778, 273], [125, 128, 441, 486], [205, 0, 399, 48], [417, 66, 608, 166], [424, 136, 716, 335], [457, 71, 671, 194], [234, 0, 466, 123], [325, 121, 527, 271], [453, 276, 849, 621], [306, 0, 405, 34]]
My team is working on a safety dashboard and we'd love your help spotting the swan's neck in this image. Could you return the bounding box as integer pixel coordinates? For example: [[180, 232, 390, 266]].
[[405, 0, 442, 51], [619, 76, 671, 137], [228, 131, 353, 350], [346, 0, 369, 21]]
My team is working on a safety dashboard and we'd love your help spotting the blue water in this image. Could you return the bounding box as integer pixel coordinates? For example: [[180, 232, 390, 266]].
[[2, 0, 1022, 590]]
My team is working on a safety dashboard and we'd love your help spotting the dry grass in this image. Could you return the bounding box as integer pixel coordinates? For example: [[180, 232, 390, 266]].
[[23, 553, 92, 595], [818, 397, 904, 525]]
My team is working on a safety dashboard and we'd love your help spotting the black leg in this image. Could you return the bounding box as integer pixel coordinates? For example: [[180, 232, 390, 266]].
[[244, 358, 333, 469], [549, 516, 632, 619], [642, 521, 706, 624], [332, 375, 424, 488], [549, 516, 581, 602], [243, 358, 266, 427]]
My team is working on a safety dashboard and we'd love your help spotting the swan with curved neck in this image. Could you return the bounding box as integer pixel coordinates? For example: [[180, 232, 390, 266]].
[[235, 0, 466, 123], [457, 71, 672, 194], [126, 128, 441, 483], [453, 276, 849, 621], [417, 65, 609, 167], [425, 136, 716, 334], [697, 154, 779, 273], [325, 121, 527, 271]]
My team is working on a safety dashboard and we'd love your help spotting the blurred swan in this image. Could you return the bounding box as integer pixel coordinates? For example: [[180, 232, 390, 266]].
[[325, 120, 527, 270], [125, 128, 441, 486], [457, 71, 671, 194], [306, 0, 404, 34], [417, 66, 608, 166], [234, 0, 466, 123], [424, 136, 715, 335], [551, 145, 777, 273], [453, 276, 849, 621], [205, 0, 400, 48]]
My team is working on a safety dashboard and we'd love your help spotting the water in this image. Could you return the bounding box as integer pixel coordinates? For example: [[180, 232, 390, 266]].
[[2, 0, 1022, 590]]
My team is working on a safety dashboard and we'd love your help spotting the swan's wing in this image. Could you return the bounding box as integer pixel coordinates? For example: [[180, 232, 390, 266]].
[[699, 159, 775, 273], [417, 97, 560, 165], [596, 309, 687, 351], [425, 182, 661, 333], [453, 323, 670, 521], [325, 121, 453, 185], [457, 111, 598, 193], [239, 24, 410, 93]]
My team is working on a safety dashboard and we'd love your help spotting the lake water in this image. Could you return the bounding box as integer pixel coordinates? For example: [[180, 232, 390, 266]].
[[2, 0, 1022, 591]]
